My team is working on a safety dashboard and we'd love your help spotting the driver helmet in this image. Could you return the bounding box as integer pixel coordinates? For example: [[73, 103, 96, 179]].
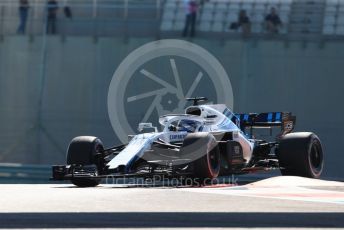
[[177, 119, 201, 133]]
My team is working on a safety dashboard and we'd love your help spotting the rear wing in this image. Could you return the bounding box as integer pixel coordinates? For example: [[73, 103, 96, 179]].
[[235, 112, 296, 136]]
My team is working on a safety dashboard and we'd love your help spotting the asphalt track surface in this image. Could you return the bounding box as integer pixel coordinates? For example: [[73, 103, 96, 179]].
[[0, 175, 344, 229]]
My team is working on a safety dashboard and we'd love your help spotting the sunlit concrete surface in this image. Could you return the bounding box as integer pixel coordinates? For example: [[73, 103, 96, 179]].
[[0, 176, 343, 229]]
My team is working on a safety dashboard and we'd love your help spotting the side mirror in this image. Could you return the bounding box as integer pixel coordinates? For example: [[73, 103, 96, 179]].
[[138, 123, 158, 133]]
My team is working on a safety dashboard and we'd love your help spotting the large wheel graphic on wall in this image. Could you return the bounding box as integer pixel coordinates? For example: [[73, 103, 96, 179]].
[[108, 39, 234, 144]]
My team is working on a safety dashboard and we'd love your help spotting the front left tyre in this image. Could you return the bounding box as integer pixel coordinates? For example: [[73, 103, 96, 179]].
[[67, 136, 103, 187]]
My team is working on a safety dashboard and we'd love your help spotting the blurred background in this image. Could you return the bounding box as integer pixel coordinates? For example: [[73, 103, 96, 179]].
[[0, 0, 343, 182]]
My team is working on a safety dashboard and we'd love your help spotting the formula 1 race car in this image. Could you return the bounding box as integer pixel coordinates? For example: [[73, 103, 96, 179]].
[[52, 97, 324, 187]]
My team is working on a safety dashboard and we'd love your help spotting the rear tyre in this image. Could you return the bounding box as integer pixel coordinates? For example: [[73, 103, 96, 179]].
[[277, 132, 324, 178], [67, 136, 103, 187], [180, 133, 220, 183]]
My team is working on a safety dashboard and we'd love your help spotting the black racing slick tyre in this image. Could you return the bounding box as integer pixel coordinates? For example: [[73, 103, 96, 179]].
[[180, 133, 220, 181], [67, 136, 104, 187], [277, 132, 324, 179]]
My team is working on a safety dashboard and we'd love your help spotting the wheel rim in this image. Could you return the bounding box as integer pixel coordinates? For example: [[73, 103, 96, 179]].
[[310, 141, 323, 174], [208, 148, 220, 174]]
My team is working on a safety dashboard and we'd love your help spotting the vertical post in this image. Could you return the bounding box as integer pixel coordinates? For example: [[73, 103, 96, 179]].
[[10, 0, 14, 33], [156, 0, 161, 20], [93, 0, 98, 42], [29, 0, 35, 41], [34, 0, 42, 36], [93, 0, 97, 18], [123, 0, 129, 41], [155, 0, 161, 39], [124, 0, 128, 20], [36, 0, 49, 163], [0, 5, 4, 41], [61, 0, 68, 41], [34, 0, 39, 20]]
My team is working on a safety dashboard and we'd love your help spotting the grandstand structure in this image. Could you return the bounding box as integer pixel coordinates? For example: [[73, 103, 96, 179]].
[[324, 0, 344, 34], [161, 0, 292, 34], [0, 0, 343, 38]]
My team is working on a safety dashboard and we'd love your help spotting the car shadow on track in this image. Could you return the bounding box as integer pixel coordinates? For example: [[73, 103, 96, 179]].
[[52, 173, 279, 189]]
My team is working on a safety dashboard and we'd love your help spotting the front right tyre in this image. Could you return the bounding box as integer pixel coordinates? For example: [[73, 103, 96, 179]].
[[180, 133, 220, 183]]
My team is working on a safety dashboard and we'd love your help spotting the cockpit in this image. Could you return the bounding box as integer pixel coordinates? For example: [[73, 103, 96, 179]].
[[168, 119, 202, 133]]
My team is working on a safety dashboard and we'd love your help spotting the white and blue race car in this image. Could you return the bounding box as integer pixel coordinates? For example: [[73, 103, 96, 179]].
[[52, 97, 324, 187]]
